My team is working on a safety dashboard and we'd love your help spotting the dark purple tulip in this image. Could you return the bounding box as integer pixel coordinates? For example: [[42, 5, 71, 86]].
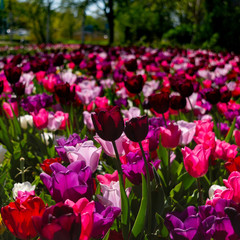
[[4, 64, 22, 84], [91, 202, 121, 239], [114, 98, 128, 107], [205, 89, 221, 105], [14, 82, 25, 96], [91, 106, 124, 142], [148, 92, 170, 114], [55, 133, 87, 162], [113, 69, 126, 83], [169, 95, 186, 110], [40, 161, 94, 202], [220, 90, 232, 103], [124, 58, 138, 72], [71, 52, 84, 65], [124, 115, 148, 142], [146, 125, 160, 151], [235, 116, 240, 130], [32, 203, 81, 240], [53, 54, 64, 66], [124, 75, 144, 94], [178, 81, 194, 98]]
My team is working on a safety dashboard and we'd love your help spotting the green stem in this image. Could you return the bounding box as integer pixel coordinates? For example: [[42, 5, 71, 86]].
[[197, 178, 203, 205], [137, 94, 144, 115], [168, 149, 171, 184], [112, 141, 129, 240], [139, 141, 152, 237], [20, 157, 25, 182]]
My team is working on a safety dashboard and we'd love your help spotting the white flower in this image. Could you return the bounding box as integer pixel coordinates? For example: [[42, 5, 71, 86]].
[[19, 115, 33, 129], [12, 181, 35, 200], [208, 185, 227, 199]]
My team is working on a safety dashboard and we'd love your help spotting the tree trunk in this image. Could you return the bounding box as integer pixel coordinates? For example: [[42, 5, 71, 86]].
[[107, 0, 114, 45]]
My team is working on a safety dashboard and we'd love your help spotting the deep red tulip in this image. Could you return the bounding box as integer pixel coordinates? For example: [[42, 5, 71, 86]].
[[124, 75, 144, 94], [40, 157, 62, 175], [169, 95, 186, 110], [54, 83, 71, 104], [32, 203, 82, 240], [124, 115, 148, 142], [1, 196, 46, 240], [53, 54, 64, 66], [124, 58, 138, 72], [178, 81, 194, 97], [220, 90, 232, 103], [14, 82, 25, 96], [205, 89, 221, 105], [148, 92, 170, 114], [4, 64, 22, 85], [91, 106, 124, 141], [225, 156, 240, 173]]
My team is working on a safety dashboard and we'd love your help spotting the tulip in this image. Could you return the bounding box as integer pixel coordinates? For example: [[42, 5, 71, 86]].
[[32, 108, 49, 129], [97, 171, 119, 186], [91, 202, 121, 239], [65, 140, 102, 173], [1, 196, 46, 240], [214, 140, 238, 161], [169, 95, 186, 110], [54, 82, 71, 104], [124, 115, 148, 142], [177, 120, 196, 146], [91, 106, 124, 142], [65, 198, 95, 240], [234, 130, 240, 147], [55, 133, 87, 162], [40, 161, 94, 202], [148, 92, 170, 114], [32, 203, 82, 240], [4, 64, 22, 84], [124, 75, 144, 94], [124, 58, 138, 72], [159, 122, 181, 149], [2, 100, 19, 119], [182, 144, 211, 178], [12, 181, 35, 202], [40, 157, 62, 175], [177, 80, 194, 97], [205, 88, 221, 105]]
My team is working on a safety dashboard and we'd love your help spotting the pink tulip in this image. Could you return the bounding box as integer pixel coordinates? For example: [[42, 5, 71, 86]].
[[182, 144, 211, 178], [194, 131, 216, 151], [42, 73, 57, 93], [65, 198, 95, 240], [221, 171, 240, 204], [95, 96, 109, 109], [83, 111, 95, 130], [234, 130, 240, 147], [159, 122, 181, 149], [47, 112, 64, 131], [65, 140, 102, 173], [32, 108, 49, 129], [55, 111, 69, 130], [94, 134, 128, 157], [97, 171, 119, 186], [177, 120, 196, 146], [214, 139, 238, 161], [97, 181, 122, 208], [194, 119, 214, 135], [2, 101, 18, 119]]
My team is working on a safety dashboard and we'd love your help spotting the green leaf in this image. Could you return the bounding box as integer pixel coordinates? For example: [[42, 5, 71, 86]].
[[130, 174, 147, 239], [178, 172, 195, 190], [119, 176, 130, 240], [0, 117, 13, 152], [155, 213, 169, 238], [225, 117, 236, 143], [102, 230, 110, 240], [170, 182, 182, 198]]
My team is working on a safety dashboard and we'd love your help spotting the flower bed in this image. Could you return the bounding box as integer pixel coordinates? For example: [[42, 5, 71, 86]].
[[0, 44, 240, 239]]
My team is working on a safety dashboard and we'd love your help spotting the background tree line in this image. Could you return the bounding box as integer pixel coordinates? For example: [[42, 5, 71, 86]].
[[1, 0, 240, 52]]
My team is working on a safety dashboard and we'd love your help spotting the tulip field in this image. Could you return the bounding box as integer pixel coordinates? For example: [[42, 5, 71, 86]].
[[1, 44, 240, 240]]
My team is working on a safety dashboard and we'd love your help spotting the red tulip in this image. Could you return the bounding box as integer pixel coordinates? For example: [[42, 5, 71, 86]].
[[148, 92, 170, 114], [40, 157, 62, 175], [1, 196, 46, 240]]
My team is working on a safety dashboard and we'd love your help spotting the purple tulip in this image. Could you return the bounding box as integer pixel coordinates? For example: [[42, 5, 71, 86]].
[[91, 202, 121, 239], [165, 199, 239, 240], [55, 133, 87, 162], [122, 151, 160, 185], [40, 161, 94, 202]]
